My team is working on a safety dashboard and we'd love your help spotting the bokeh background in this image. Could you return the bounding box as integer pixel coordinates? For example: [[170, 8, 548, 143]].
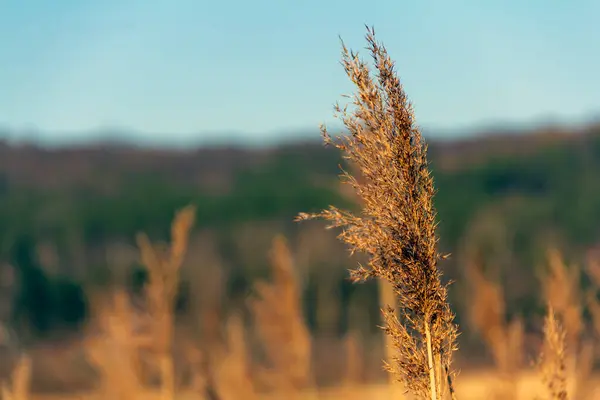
[[1, 0, 600, 396]]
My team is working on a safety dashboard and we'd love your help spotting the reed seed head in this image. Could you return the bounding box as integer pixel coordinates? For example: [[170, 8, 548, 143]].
[[297, 26, 458, 398]]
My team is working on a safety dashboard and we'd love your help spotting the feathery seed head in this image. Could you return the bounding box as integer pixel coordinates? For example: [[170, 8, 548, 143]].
[[297, 26, 458, 398]]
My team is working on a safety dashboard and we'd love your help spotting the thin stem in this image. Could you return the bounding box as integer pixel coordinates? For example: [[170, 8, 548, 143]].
[[425, 320, 438, 400], [445, 364, 458, 400], [435, 352, 442, 397]]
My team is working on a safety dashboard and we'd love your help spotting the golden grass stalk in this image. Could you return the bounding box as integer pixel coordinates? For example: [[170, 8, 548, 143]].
[[212, 313, 257, 400], [541, 249, 596, 399], [249, 235, 312, 396], [378, 278, 398, 379], [296, 26, 458, 399], [537, 307, 569, 400], [1, 353, 31, 400], [543, 250, 582, 353], [85, 290, 146, 400], [465, 261, 522, 399], [135, 205, 196, 400]]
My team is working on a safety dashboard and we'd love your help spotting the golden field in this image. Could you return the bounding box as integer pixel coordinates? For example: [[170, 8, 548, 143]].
[[7, 373, 600, 399]]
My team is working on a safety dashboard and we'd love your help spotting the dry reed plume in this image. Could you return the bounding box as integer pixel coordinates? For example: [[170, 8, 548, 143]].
[[543, 250, 582, 358], [297, 26, 458, 399], [465, 261, 523, 399], [540, 249, 598, 400], [212, 313, 257, 400], [537, 308, 569, 400], [181, 246, 225, 400], [135, 204, 196, 400], [85, 205, 195, 400], [85, 290, 146, 400], [249, 235, 313, 396]]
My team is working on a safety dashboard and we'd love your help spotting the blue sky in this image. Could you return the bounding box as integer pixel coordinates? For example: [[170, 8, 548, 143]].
[[1, 0, 599, 145]]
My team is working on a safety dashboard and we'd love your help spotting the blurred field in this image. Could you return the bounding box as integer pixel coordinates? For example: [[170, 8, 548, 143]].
[[1, 125, 600, 399], [15, 372, 600, 399]]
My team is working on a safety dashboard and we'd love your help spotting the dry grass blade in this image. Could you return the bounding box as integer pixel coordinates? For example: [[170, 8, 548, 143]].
[[543, 250, 582, 352], [249, 235, 313, 396], [212, 313, 257, 400], [465, 261, 522, 399], [540, 249, 596, 399], [296, 25, 458, 399], [85, 290, 146, 400], [135, 204, 196, 400], [537, 307, 569, 400]]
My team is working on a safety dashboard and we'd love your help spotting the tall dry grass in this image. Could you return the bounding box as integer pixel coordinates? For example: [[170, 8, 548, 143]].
[[465, 261, 523, 399], [135, 205, 196, 400], [249, 235, 313, 397], [537, 307, 569, 400], [83, 205, 195, 400], [212, 313, 257, 400], [538, 249, 600, 400], [297, 26, 458, 399], [85, 290, 146, 400]]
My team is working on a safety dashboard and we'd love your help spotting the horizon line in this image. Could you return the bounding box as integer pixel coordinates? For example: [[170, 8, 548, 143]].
[[1, 112, 599, 150]]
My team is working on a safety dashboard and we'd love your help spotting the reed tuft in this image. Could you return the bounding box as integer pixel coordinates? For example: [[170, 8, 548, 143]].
[[537, 307, 568, 400], [249, 235, 312, 396], [212, 313, 257, 400], [466, 261, 522, 399], [135, 204, 196, 400], [297, 26, 458, 399]]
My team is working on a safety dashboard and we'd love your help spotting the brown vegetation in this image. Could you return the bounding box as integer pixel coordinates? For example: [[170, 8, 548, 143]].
[[297, 26, 458, 399]]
